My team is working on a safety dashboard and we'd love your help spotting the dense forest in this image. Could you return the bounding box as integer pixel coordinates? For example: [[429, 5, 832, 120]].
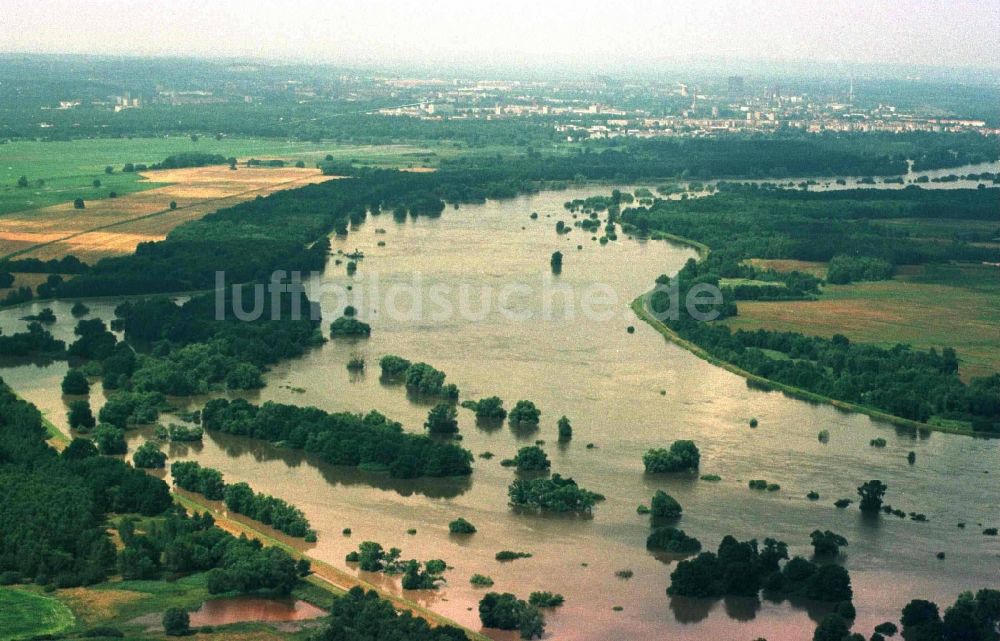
[[201, 398, 474, 478], [623, 186, 1000, 267], [0, 378, 302, 593]]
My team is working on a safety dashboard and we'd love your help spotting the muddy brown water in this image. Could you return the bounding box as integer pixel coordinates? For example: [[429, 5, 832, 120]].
[[186, 596, 325, 626], [2, 185, 998, 641]]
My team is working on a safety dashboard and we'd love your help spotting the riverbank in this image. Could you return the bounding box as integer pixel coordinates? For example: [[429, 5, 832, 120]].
[[630, 292, 977, 437], [172, 493, 492, 641]]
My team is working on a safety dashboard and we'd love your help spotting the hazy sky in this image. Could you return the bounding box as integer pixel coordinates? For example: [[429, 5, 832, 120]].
[[3, 0, 999, 71]]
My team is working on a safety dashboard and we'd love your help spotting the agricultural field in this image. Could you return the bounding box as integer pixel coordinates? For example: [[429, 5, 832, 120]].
[[872, 216, 1000, 243], [0, 138, 515, 266], [745, 258, 829, 278], [0, 588, 76, 640], [0, 165, 333, 263], [724, 262, 1000, 380], [0, 137, 453, 216]]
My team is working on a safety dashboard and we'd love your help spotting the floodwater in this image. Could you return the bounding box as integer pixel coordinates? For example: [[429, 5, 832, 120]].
[[187, 596, 325, 627], [727, 159, 1000, 191], [2, 183, 999, 641]]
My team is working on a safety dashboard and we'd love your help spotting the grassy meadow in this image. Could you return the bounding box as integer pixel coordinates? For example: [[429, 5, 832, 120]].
[[0, 588, 76, 640], [725, 262, 1000, 380]]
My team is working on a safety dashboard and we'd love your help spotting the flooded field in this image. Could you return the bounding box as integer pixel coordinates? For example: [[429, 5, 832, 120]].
[[187, 596, 325, 627], [2, 185, 998, 640]]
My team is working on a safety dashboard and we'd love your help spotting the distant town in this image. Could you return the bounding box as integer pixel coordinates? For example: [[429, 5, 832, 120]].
[[375, 75, 998, 139], [23, 62, 999, 140]]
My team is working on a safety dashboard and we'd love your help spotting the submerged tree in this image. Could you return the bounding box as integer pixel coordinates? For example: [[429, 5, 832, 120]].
[[557, 415, 572, 442], [550, 251, 563, 273], [425, 402, 459, 435], [858, 480, 887, 513]]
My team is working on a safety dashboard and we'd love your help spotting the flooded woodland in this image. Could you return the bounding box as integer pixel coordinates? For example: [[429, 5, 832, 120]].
[[2, 184, 998, 640]]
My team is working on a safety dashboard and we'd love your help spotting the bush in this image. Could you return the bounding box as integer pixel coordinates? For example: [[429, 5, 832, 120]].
[[650, 490, 682, 518], [508, 400, 541, 425], [464, 396, 506, 420], [171, 461, 225, 499], [133, 441, 167, 469], [68, 399, 96, 430], [858, 480, 887, 512], [646, 527, 701, 554], [62, 369, 90, 395], [379, 354, 411, 378], [643, 441, 700, 473], [93, 424, 126, 454], [496, 551, 532, 561], [167, 423, 203, 442], [470, 574, 494, 587], [510, 445, 550, 472], [449, 518, 477, 534], [163, 608, 190, 636], [478, 592, 545, 639], [810, 530, 848, 557], [329, 316, 371, 337], [529, 591, 564, 607], [0, 571, 22, 585], [404, 362, 458, 399], [873, 622, 898, 636], [557, 416, 572, 441], [425, 403, 459, 435], [812, 613, 849, 641], [508, 474, 604, 513]]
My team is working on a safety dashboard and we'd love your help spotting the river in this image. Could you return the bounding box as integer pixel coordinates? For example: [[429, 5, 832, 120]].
[[1, 184, 998, 641]]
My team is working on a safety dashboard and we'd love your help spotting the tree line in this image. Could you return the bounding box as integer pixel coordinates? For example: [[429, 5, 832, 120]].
[[201, 398, 474, 478], [171, 461, 316, 540]]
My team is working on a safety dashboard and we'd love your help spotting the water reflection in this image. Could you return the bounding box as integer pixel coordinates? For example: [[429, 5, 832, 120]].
[[3, 183, 1000, 641], [474, 416, 505, 433], [206, 431, 471, 498], [762, 591, 834, 624], [669, 595, 716, 624], [724, 595, 761, 622]]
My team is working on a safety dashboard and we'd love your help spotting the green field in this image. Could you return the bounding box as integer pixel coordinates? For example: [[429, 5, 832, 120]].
[[0, 138, 455, 216], [0, 588, 75, 640], [725, 262, 1000, 380]]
